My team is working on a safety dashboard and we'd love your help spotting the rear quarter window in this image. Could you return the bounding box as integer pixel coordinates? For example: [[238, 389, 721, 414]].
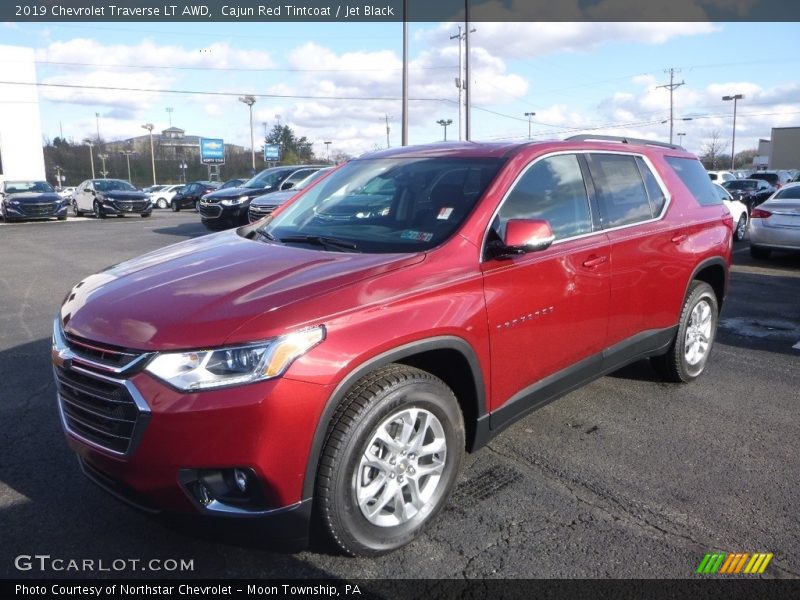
[[665, 157, 722, 206]]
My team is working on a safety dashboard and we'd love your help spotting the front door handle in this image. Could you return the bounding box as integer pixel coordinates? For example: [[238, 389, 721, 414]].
[[582, 255, 608, 268]]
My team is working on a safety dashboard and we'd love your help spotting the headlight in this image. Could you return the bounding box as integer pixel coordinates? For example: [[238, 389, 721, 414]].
[[221, 195, 250, 206], [144, 326, 325, 391]]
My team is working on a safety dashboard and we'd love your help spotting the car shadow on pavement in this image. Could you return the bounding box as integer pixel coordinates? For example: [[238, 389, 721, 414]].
[[151, 223, 210, 239], [0, 337, 338, 578]]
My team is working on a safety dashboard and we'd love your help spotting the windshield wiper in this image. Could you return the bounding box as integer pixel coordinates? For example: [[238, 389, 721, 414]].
[[280, 235, 359, 252], [256, 227, 276, 241]]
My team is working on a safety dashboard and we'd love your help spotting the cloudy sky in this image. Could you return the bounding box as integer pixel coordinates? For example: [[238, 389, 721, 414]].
[[1, 20, 799, 161]]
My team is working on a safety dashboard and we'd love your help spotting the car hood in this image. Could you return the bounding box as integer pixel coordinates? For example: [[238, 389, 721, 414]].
[[5, 192, 61, 203], [101, 191, 149, 201], [60, 230, 423, 350], [203, 187, 267, 202], [251, 189, 296, 207]]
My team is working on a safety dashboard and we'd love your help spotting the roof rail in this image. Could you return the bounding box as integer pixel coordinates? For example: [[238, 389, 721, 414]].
[[565, 134, 683, 150]]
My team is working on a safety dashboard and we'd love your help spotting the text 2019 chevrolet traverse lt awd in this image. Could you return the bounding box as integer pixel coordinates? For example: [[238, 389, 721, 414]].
[[53, 137, 732, 555]]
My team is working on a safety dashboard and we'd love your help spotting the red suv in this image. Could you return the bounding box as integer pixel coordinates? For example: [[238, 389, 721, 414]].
[[52, 136, 732, 555]]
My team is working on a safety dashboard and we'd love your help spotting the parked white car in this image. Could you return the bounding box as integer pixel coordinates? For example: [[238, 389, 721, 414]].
[[713, 183, 748, 241], [708, 170, 735, 183], [58, 186, 77, 200], [150, 184, 184, 209]]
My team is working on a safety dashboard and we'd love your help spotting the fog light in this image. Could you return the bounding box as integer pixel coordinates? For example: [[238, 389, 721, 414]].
[[233, 469, 248, 493], [196, 483, 213, 506]]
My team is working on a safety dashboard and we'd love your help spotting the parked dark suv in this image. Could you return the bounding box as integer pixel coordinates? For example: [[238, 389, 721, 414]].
[[53, 137, 732, 556], [199, 165, 325, 230]]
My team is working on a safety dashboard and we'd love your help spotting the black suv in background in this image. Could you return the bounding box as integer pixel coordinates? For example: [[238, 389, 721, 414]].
[[169, 181, 218, 212], [1, 180, 67, 221], [199, 165, 325, 230], [721, 178, 775, 210]]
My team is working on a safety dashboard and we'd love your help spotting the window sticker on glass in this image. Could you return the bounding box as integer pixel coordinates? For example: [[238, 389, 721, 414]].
[[437, 207, 454, 220], [401, 230, 434, 242]]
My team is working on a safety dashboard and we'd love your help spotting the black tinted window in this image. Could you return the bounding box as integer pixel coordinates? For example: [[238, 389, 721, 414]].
[[665, 157, 722, 206], [493, 154, 592, 241], [587, 154, 653, 227]]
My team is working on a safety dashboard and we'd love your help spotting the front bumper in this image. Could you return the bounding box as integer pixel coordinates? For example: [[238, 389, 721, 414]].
[[3, 202, 68, 220], [200, 201, 249, 229], [53, 325, 332, 538], [100, 200, 153, 216]]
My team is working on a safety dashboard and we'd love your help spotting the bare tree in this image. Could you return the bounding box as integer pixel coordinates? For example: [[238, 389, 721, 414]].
[[699, 130, 730, 170]]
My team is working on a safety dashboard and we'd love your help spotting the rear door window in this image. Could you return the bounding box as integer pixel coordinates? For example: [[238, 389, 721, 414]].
[[586, 153, 654, 227]]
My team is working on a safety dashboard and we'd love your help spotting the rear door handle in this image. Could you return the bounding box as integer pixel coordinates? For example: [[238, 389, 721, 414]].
[[671, 234, 688, 244], [582, 255, 608, 268]]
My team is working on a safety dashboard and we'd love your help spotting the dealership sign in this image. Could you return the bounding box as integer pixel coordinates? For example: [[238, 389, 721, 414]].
[[200, 138, 225, 164], [263, 144, 281, 162]]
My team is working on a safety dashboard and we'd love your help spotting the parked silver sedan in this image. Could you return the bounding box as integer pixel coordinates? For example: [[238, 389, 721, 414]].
[[749, 182, 800, 259]]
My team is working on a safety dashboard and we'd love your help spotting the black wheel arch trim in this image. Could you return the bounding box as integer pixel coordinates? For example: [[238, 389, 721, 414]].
[[301, 335, 486, 500], [687, 256, 729, 307]]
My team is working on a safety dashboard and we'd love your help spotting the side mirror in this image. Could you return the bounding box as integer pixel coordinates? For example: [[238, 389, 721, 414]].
[[501, 219, 556, 255]]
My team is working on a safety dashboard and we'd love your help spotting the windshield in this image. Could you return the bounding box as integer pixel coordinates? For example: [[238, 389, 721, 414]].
[[243, 169, 290, 189], [723, 180, 757, 191], [95, 180, 136, 192], [5, 181, 54, 193], [294, 168, 332, 191], [774, 186, 800, 200], [264, 157, 504, 253]]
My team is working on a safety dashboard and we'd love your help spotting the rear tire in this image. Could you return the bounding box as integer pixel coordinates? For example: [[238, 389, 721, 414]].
[[157, 198, 168, 209], [72, 200, 82, 217], [652, 281, 718, 383], [171, 201, 180, 212], [316, 364, 464, 556], [734, 215, 747, 241], [750, 245, 771, 259]]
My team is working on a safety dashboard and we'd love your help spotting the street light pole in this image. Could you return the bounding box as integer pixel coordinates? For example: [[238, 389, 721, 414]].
[[524, 111, 536, 139], [464, 0, 472, 141], [324, 141, 332, 163], [722, 94, 744, 171], [401, 0, 408, 146], [121, 150, 134, 182], [676, 132, 686, 148], [98, 154, 109, 178], [84, 139, 96, 179], [436, 119, 453, 141], [141, 123, 156, 186], [239, 95, 257, 173]]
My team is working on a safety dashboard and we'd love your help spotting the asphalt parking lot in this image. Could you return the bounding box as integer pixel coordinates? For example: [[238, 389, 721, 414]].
[[1, 211, 798, 580]]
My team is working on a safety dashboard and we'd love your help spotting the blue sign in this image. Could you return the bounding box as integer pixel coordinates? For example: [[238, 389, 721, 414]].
[[200, 138, 225, 164], [263, 144, 281, 162]]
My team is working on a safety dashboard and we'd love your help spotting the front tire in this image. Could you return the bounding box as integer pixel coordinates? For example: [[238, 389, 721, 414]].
[[316, 364, 464, 556], [93, 200, 105, 219], [652, 281, 718, 383], [171, 200, 180, 212], [157, 198, 168, 209]]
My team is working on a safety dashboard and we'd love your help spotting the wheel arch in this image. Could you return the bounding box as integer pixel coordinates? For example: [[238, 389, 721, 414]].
[[301, 336, 486, 500], [688, 257, 728, 313]]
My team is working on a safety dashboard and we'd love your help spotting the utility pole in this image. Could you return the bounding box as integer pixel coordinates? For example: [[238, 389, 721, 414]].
[[55, 165, 63, 188], [384, 114, 392, 148], [166, 107, 173, 127], [451, 25, 475, 142], [401, 0, 408, 146], [525, 112, 536, 139], [722, 94, 744, 171], [656, 68, 685, 145], [464, 1, 472, 141]]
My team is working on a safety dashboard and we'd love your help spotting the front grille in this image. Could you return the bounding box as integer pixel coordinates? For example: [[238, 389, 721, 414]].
[[56, 366, 142, 455], [199, 203, 222, 218], [248, 204, 276, 223], [64, 332, 141, 369], [112, 200, 148, 213], [19, 202, 58, 216]]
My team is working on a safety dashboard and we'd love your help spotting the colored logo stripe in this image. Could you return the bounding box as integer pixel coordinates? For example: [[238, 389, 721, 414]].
[[697, 552, 773, 574]]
